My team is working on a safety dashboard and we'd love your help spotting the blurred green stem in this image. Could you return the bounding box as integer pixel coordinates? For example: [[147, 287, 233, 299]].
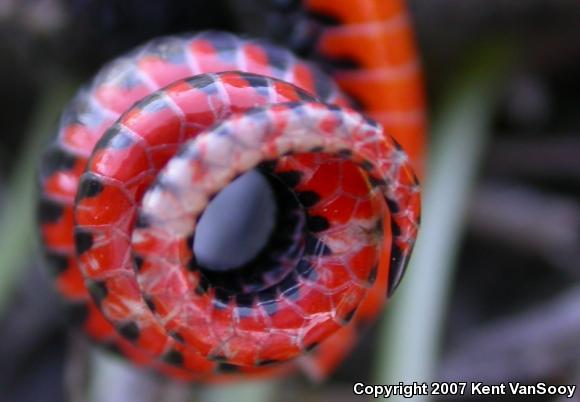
[[199, 381, 278, 402], [0, 77, 76, 314], [373, 43, 514, 400]]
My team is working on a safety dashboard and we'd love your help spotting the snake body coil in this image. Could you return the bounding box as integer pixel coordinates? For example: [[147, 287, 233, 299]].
[[38, 1, 424, 381]]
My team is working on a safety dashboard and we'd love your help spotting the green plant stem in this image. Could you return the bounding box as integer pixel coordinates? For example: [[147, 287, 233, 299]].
[[200, 380, 278, 402], [0, 77, 76, 315], [372, 43, 514, 400]]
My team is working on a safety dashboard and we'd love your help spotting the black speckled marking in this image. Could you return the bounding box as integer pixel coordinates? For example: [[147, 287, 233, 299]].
[[306, 215, 330, 232], [258, 160, 278, 173], [413, 174, 420, 187], [217, 362, 241, 373], [38, 198, 64, 224], [338, 149, 352, 158], [256, 359, 279, 367], [250, 78, 271, 98], [260, 300, 278, 316], [214, 288, 232, 306], [139, 93, 169, 114], [304, 234, 331, 256], [74, 229, 94, 254], [187, 74, 217, 94], [235, 293, 255, 308], [283, 101, 306, 111], [185, 233, 195, 250], [305, 341, 319, 352], [169, 331, 185, 343], [87, 280, 108, 306], [153, 178, 180, 197], [297, 191, 320, 207], [387, 245, 404, 297], [163, 349, 184, 367], [391, 221, 401, 237], [41, 147, 77, 179], [245, 74, 269, 88], [364, 116, 381, 130], [44, 252, 69, 275], [135, 211, 151, 229], [276, 170, 302, 187], [368, 175, 386, 188], [367, 264, 378, 285], [257, 286, 277, 302], [133, 255, 144, 272], [263, 44, 290, 71], [144, 295, 156, 312], [195, 276, 209, 296], [386, 198, 400, 214], [114, 66, 142, 91], [312, 68, 334, 100], [295, 259, 317, 281], [373, 219, 384, 237], [277, 271, 298, 291], [66, 302, 89, 326], [208, 353, 228, 362], [176, 142, 201, 160], [77, 174, 104, 199], [295, 87, 317, 102], [118, 321, 140, 341], [64, 96, 105, 128], [360, 159, 373, 171], [392, 138, 403, 151], [212, 125, 232, 138], [93, 125, 124, 151], [278, 274, 300, 301], [341, 308, 357, 325], [109, 129, 135, 149]]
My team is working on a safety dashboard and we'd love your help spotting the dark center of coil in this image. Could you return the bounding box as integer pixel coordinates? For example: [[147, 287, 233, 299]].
[[190, 160, 325, 307]]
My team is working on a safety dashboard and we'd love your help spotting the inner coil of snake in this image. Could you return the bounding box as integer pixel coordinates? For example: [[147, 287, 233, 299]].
[[38, 18, 421, 382]]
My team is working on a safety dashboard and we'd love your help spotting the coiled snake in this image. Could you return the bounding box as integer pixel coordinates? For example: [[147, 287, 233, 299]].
[[37, 0, 425, 381]]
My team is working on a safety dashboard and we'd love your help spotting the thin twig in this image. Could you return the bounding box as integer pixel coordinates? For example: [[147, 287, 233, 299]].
[[439, 286, 580, 383], [468, 182, 580, 276], [486, 137, 580, 180]]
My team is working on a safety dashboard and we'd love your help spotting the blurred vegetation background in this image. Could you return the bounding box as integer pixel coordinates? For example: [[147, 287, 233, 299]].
[[0, 0, 579, 401]]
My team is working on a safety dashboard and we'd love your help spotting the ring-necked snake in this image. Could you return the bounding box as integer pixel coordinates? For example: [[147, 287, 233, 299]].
[[37, 0, 425, 381]]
